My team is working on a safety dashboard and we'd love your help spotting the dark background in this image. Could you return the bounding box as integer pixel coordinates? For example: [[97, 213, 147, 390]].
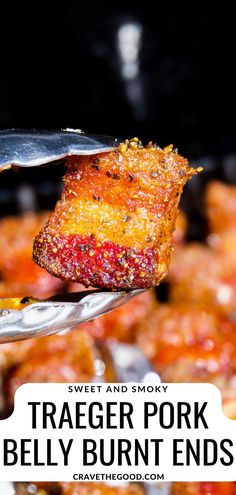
[[1, 2, 236, 157], [1, 2, 236, 219]]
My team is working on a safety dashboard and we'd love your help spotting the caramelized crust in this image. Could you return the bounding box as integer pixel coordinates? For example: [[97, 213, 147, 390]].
[[168, 243, 236, 314], [33, 140, 197, 288], [136, 302, 236, 397]]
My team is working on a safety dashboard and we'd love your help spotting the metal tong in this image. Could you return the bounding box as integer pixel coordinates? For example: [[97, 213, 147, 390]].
[[0, 129, 145, 342], [0, 289, 144, 343], [0, 128, 122, 170]]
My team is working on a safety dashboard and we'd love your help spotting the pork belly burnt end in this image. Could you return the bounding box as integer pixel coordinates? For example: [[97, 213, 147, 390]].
[[206, 181, 236, 234], [33, 140, 197, 288]]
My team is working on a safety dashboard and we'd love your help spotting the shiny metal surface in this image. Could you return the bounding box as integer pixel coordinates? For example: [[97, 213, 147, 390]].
[[0, 289, 144, 343], [107, 341, 161, 383], [144, 482, 171, 495], [0, 129, 121, 170]]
